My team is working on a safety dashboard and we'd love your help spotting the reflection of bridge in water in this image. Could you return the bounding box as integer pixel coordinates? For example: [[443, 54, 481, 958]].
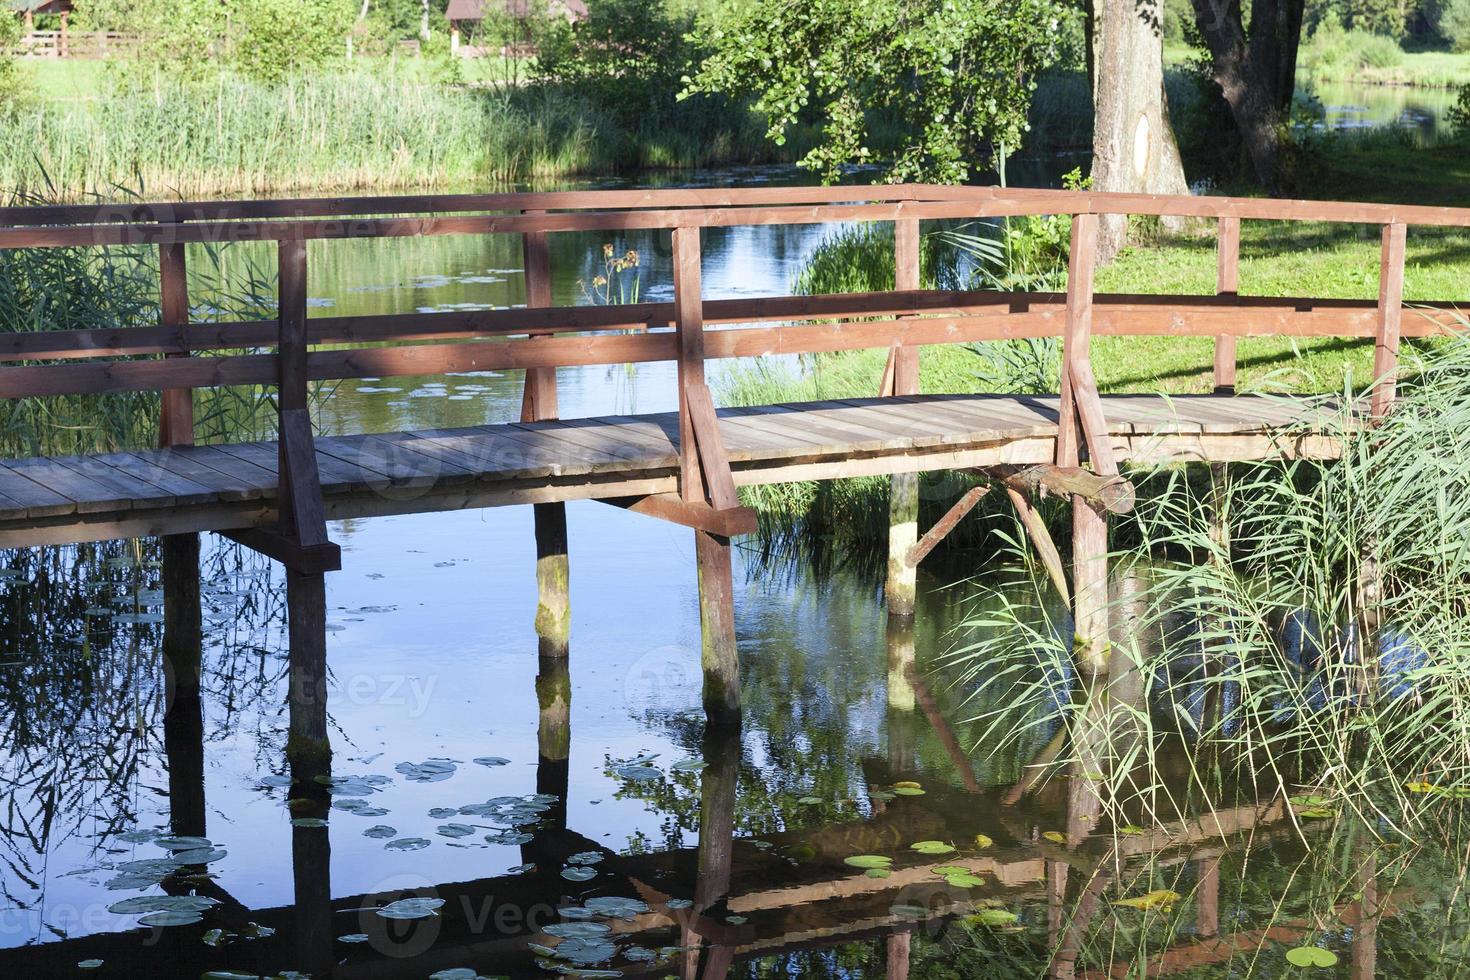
[[0, 552, 1380, 978]]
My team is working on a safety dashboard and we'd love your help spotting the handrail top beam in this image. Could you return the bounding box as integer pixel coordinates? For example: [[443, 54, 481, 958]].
[[0, 186, 1463, 245]]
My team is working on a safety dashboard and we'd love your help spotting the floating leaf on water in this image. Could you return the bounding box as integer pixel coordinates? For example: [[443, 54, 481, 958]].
[[472, 756, 511, 767], [109, 896, 171, 914], [865, 868, 891, 879], [290, 819, 327, 830], [117, 829, 163, 843], [376, 897, 445, 920], [395, 760, 458, 783], [910, 841, 955, 855], [77, 960, 103, 969], [428, 970, 480, 980], [338, 934, 370, 943], [796, 796, 822, 805], [1289, 794, 1331, 807], [363, 825, 397, 839], [623, 946, 658, 963], [429, 808, 459, 819], [138, 909, 205, 927], [561, 866, 597, 882], [843, 855, 893, 869], [386, 838, 432, 851], [437, 823, 477, 839], [930, 866, 972, 876], [1285, 946, 1339, 968], [154, 836, 212, 852], [869, 790, 895, 802], [545, 922, 612, 939], [1042, 831, 1067, 845], [665, 898, 693, 910], [257, 775, 292, 789], [509, 863, 536, 874], [613, 764, 661, 782], [944, 873, 986, 889], [105, 873, 162, 891], [1113, 889, 1181, 910], [583, 896, 649, 919], [1406, 781, 1438, 794], [1298, 806, 1337, 819], [725, 915, 747, 925], [670, 759, 707, 772], [565, 851, 604, 866], [892, 787, 925, 797], [1119, 825, 1145, 836], [893, 781, 921, 790], [201, 928, 227, 947], [890, 903, 928, 918], [172, 847, 229, 863], [973, 834, 994, 849], [968, 908, 1019, 927], [485, 831, 533, 846]]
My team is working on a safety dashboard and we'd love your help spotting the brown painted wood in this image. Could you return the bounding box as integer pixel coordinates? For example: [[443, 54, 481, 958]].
[[157, 241, 194, 447], [1371, 222, 1407, 418], [891, 216, 921, 395], [1214, 216, 1240, 394], [673, 226, 706, 505], [604, 492, 757, 536], [1061, 214, 1116, 477], [905, 484, 988, 568]]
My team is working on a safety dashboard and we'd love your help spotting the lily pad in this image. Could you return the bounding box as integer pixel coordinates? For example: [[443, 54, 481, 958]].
[[376, 897, 445, 920], [561, 866, 597, 882], [473, 756, 511, 767], [363, 825, 397, 839], [338, 933, 370, 943], [1114, 889, 1181, 910], [892, 786, 926, 797], [436, 823, 477, 839], [670, 759, 707, 772], [910, 841, 955, 855], [566, 851, 604, 865], [429, 970, 480, 980], [386, 837, 431, 851], [796, 796, 823, 805], [584, 896, 649, 919], [969, 908, 1019, 927], [1042, 831, 1067, 844], [138, 909, 205, 927], [290, 818, 327, 830], [843, 855, 893, 869], [666, 898, 693, 910], [1285, 946, 1339, 968], [78, 960, 104, 969], [545, 922, 612, 939], [865, 868, 891, 879], [945, 872, 986, 888], [154, 836, 212, 851]]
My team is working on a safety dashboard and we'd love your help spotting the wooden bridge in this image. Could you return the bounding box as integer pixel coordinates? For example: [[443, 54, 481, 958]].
[[0, 185, 1457, 730]]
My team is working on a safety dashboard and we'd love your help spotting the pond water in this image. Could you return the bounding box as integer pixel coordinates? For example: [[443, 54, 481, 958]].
[[1301, 79, 1460, 143], [2, 168, 1469, 977]]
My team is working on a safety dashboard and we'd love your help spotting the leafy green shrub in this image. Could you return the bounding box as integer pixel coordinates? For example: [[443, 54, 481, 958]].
[[1436, 0, 1470, 51], [232, 0, 353, 83], [1449, 83, 1470, 139], [0, 13, 22, 109]]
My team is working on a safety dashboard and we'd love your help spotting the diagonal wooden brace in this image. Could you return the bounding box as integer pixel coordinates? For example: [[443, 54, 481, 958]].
[[226, 408, 340, 573]]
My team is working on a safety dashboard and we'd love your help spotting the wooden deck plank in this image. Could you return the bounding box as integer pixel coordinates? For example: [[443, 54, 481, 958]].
[[0, 394, 1351, 547], [0, 463, 76, 519], [130, 448, 272, 503]]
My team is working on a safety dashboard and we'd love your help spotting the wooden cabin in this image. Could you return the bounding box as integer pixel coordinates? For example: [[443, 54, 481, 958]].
[[445, 0, 588, 56]]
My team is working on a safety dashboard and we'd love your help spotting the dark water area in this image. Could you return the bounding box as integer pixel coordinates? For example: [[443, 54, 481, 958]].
[[2, 166, 1470, 977]]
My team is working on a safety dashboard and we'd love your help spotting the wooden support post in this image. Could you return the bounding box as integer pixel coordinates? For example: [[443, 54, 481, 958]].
[[885, 614, 916, 713], [680, 725, 739, 980], [162, 532, 205, 837], [535, 653, 571, 831], [905, 484, 988, 568], [1351, 850, 1378, 980], [1062, 213, 1112, 674], [286, 569, 330, 767], [157, 241, 193, 448], [674, 225, 742, 725], [1196, 856, 1220, 938], [886, 217, 922, 620], [885, 930, 912, 980], [1213, 216, 1240, 395], [1371, 222, 1407, 419], [520, 213, 571, 658]]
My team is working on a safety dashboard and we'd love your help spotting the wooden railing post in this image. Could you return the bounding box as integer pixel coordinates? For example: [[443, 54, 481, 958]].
[[1214, 216, 1240, 394], [1371, 222, 1407, 419], [1060, 213, 1113, 674], [519, 212, 570, 659], [672, 224, 742, 724], [157, 240, 193, 447], [885, 217, 922, 623]]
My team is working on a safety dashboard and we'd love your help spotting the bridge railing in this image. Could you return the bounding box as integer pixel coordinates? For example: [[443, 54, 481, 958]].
[[0, 185, 1457, 566]]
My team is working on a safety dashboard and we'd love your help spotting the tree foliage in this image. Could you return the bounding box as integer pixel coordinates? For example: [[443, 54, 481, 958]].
[[681, 0, 1067, 184], [534, 0, 698, 120]]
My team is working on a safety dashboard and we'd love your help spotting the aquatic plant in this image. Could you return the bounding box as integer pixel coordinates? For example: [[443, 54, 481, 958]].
[[947, 330, 1470, 836]]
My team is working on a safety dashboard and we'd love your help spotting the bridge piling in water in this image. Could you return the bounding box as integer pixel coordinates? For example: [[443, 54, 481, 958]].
[[884, 216, 922, 622]]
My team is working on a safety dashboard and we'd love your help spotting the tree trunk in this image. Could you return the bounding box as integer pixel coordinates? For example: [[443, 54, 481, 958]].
[[1189, 0, 1305, 195], [421, 0, 431, 40], [1090, 0, 1191, 261]]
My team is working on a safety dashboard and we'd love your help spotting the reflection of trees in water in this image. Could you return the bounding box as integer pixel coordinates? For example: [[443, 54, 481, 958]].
[[0, 537, 288, 917]]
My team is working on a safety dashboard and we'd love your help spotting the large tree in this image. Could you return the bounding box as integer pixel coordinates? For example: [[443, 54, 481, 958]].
[[1189, 0, 1305, 194], [682, 0, 1067, 185], [1089, 0, 1192, 259]]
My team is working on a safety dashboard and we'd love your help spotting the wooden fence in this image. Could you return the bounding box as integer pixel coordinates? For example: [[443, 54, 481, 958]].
[[9, 31, 141, 59]]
